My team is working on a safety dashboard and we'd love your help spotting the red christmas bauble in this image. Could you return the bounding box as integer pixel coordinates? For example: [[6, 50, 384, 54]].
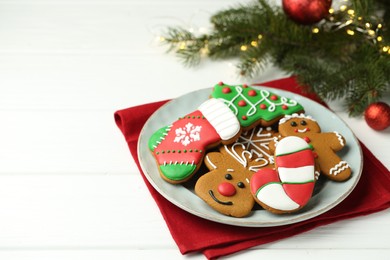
[[282, 0, 332, 25], [364, 102, 390, 131]]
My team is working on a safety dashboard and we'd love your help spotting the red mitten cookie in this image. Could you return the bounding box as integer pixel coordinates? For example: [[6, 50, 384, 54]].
[[276, 113, 351, 182], [250, 136, 316, 214], [148, 98, 241, 184]]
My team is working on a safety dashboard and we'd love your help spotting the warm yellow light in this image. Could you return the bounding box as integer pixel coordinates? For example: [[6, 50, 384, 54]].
[[377, 23, 383, 29], [251, 41, 258, 47], [312, 27, 320, 33], [377, 36, 383, 42], [368, 30, 375, 36], [365, 23, 371, 28], [340, 5, 347, 11], [347, 9, 355, 15], [346, 29, 355, 36], [158, 36, 165, 42], [179, 42, 186, 50], [345, 20, 353, 25], [240, 45, 248, 51], [329, 8, 334, 14], [258, 34, 263, 39], [382, 46, 389, 52]]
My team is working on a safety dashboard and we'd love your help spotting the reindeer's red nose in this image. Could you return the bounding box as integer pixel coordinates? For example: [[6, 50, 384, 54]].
[[218, 182, 236, 197]]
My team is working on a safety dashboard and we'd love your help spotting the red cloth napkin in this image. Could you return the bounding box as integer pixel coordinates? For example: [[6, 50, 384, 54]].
[[114, 77, 390, 259]]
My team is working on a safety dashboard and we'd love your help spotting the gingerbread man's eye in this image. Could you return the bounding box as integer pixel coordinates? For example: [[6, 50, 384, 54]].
[[225, 174, 232, 180], [290, 121, 298, 127], [300, 120, 307, 126], [237, 182, 245, 188]]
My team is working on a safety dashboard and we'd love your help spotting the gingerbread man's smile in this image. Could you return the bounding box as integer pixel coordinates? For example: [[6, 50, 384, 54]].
[[295, 127, 310, 133]]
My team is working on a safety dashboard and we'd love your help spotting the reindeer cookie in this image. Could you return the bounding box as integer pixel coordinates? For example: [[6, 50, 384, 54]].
[[195, 143, 269, 217], [274, 113, 351, 182]]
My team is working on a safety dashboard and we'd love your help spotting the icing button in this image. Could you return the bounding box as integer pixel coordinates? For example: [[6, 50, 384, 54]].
[[222, 87, 231, 94], [218, 81, 224, 86], [260, 104, 267, 109], [303, 136, 311, 143], [282, 105, 288, 110], [248, 90, 257, 96], [242, 115, 248, 120], [271, 95, 278, 100], [238, 100, 247, 107]]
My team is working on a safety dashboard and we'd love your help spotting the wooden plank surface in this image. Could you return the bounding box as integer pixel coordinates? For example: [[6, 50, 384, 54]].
[[0, 0, 389, 259]]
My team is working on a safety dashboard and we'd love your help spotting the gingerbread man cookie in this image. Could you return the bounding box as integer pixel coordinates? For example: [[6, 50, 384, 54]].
[[210, 82, 305, 129], [274, 113, 351, 182], [195, 143, 268, 217], [148, 98, 241, 184]]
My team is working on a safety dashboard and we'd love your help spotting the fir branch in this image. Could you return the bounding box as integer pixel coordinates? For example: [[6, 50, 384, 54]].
[[161, 0, 390, 115]]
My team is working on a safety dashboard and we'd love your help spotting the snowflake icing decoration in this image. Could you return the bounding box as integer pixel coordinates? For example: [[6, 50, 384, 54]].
[[174, 123, 202, 146]]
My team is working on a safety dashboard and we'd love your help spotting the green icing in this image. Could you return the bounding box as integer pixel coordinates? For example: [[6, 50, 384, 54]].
[[211, 83, 304, 127], [160, 164, 196, 181], [148, 125, 170, 151]]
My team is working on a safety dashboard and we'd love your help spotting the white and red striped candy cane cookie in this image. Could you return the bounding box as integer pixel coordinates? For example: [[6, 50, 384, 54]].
[[250, 136, 316, 214]]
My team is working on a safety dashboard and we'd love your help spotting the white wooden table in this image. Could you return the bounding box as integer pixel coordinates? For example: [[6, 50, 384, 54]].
[[1, 0, 389, 259]]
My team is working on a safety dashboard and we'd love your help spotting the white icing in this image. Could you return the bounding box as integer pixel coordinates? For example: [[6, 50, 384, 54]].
[[297, 128, 309, 133], [227, 169, 234, 172], [279, 113, 316, 125], [245, 178, 250, 184], [218, 86, 298, 117], [329, 161, 350, 175], [256, 183, 300, 211], [198, 98, 240, 140], [205, 155, 217, 169], [224, 143, 249, 168], [237, 127, 274, 164], [333, 131, 345, 146], [278, 166, 315, 183], [275, 136, 309, 156]]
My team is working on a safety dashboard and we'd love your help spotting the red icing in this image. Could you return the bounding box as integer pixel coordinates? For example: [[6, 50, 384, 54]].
[[303, 136, 311, 143], [248, 90, 257, 96], [283, 182, 314, 206], [242, 84, 248, 88], [276, 149, 314, 168], [218, 182, 236, 197], [260, 104, 267, 109], [242, 115, 248, 120], [282, 104, 288, 110], [218, 81, 224, 86], [154, 110, 220, 165], [238, 100, 247, 107], [251, 168, 280, 194], [222, 87, 231, 94], [271, 95, 278, 100]]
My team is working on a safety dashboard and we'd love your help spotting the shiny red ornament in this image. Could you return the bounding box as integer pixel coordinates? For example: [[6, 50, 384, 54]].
[[282, 0, 332, 25], [364, 102, 390, 131]]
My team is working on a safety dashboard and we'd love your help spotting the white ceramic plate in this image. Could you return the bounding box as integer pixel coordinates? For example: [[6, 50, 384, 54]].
[[138, 87, 363, 227]]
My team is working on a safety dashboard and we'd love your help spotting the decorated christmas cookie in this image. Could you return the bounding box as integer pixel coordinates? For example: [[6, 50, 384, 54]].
[[195, 143, 269, 217], [274, 113, 352, 182], [148, 98, 241, 184], [238, 126, 279, 166], [250, 136, 316, 214], [211, 82, 305, 129]]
